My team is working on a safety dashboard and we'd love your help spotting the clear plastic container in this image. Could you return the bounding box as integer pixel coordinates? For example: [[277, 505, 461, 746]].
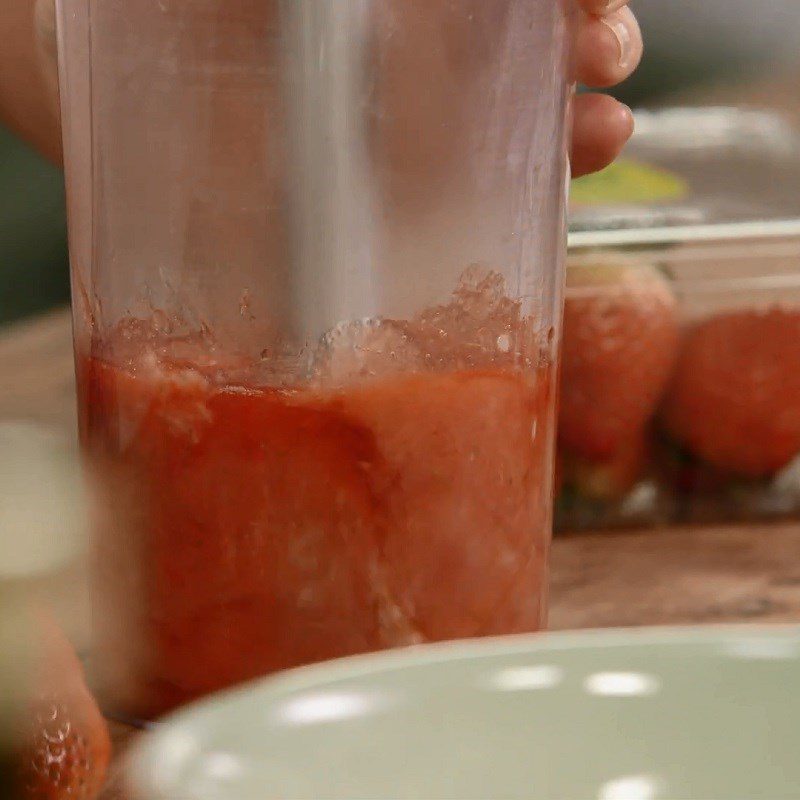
[[559, 107, 800, 531], [56, 0, 572, 716]]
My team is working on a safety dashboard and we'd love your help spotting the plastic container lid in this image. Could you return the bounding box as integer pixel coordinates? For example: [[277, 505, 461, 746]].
[[569, 107, 800, 249]]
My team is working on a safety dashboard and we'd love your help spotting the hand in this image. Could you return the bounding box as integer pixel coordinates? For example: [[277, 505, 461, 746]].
[[572, 0, 643, 177]]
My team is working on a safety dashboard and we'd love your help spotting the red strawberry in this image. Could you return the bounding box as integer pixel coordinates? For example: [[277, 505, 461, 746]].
[[16, 618, 111, 800], [559, 254, 679, 461], [560, 428, 649, 501], [662, 308, 800, 478]]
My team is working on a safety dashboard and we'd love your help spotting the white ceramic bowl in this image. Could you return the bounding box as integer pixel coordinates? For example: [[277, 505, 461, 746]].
[[127, 626, 800, 800]]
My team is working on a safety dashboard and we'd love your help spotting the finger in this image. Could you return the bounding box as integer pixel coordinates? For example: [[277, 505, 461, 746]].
[[570, 93, 634, 178], [576, 6, 643, 89], [577, 0, 630, 14]]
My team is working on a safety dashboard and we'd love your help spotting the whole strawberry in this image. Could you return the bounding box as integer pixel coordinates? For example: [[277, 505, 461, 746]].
[[663, 307, 800, 478], [559, 254, 679, 461], [16, 619, 111, 800]]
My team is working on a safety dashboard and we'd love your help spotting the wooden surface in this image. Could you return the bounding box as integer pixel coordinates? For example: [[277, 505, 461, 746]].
[[4, 309, 800, 798]]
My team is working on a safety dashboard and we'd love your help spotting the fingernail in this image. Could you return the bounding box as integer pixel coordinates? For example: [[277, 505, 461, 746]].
[[600, 11, 634, 69], [620, 102, 635, 132]]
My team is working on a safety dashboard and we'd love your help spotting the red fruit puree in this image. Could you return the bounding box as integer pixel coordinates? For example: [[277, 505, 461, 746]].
[[80, 324, 554, 716]]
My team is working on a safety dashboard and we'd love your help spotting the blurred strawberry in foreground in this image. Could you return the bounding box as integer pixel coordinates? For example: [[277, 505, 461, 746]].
[[0, 423, 106, 799], [559, 253, 680, 466], [663, 308, 800, 478], [561, 428, 649, 502], [17, 617, 111, 800]]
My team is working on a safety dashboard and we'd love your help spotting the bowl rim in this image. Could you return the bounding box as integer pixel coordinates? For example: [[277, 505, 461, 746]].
[[129, 621, 800, 727], [126, 623, 800, 798]]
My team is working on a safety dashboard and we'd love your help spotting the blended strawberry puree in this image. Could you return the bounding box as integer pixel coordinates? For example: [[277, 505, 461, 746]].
[[79, 279, 556, 716]]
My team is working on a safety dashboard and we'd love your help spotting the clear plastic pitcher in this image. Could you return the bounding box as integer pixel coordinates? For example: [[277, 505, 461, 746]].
[[56, 0, 573, 717]]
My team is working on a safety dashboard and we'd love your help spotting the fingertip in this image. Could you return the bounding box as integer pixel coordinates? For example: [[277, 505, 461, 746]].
[[570, 94, 634, 178], [576, 7, 643, 89]]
